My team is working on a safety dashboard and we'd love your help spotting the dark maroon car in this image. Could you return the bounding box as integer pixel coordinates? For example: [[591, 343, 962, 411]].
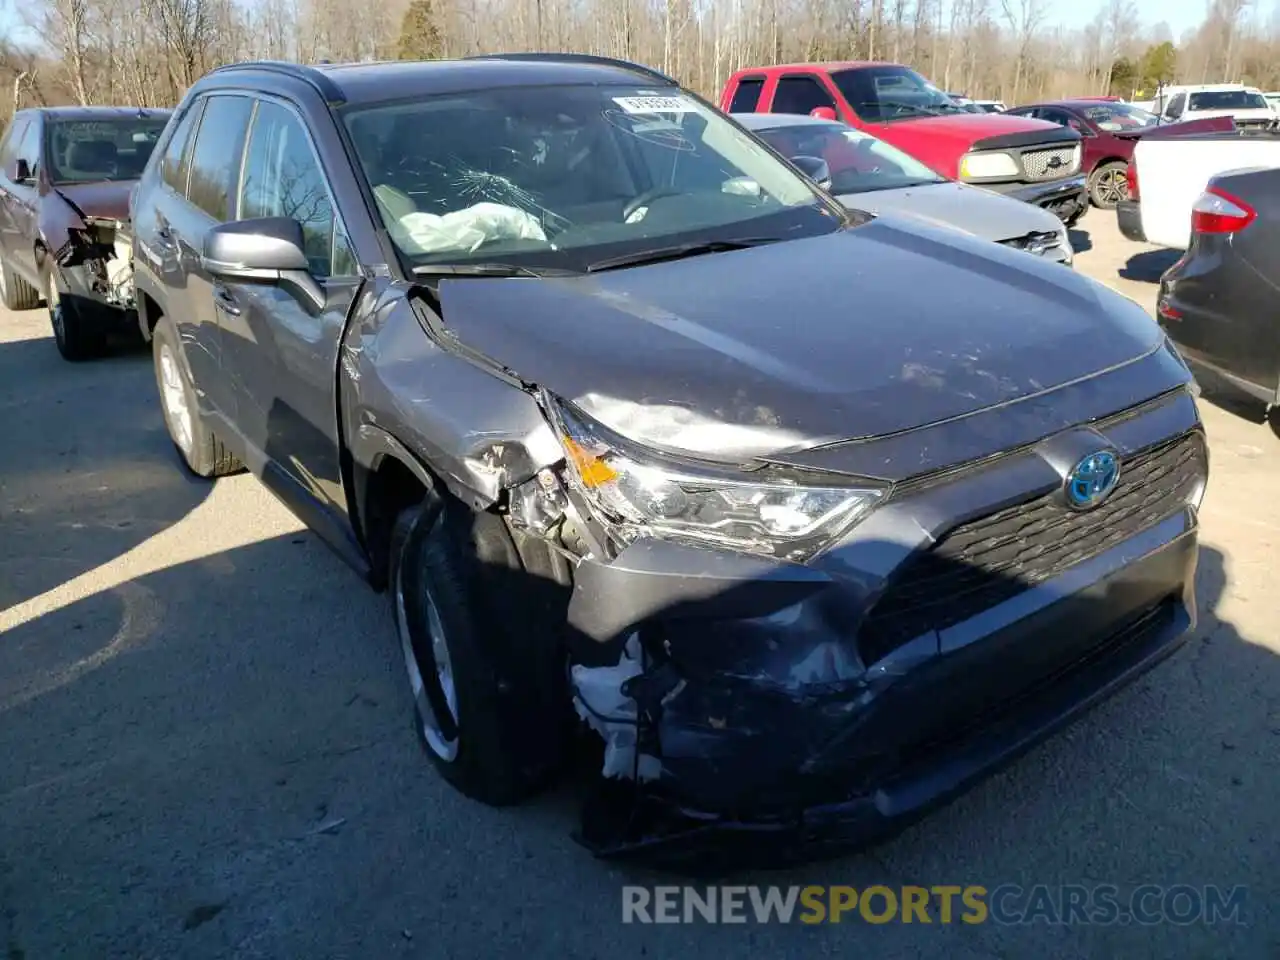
[[1004, 100, 1233, 211], [0, 106, 171, 360]]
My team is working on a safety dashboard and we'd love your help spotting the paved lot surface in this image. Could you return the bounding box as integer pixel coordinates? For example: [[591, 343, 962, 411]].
[[2, 216, 1278, 959]]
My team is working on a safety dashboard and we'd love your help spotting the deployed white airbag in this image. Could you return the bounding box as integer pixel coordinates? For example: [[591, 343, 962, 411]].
[[384, 197, 548, 256]]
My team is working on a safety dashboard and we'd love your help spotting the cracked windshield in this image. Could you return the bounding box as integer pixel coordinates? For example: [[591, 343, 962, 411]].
[[342, 86, 841, 271]]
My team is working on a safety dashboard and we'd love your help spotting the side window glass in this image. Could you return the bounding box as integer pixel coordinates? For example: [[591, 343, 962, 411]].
[[15, 121, 40, 180], [332, 225, 357, 277], [186, 95, 254, 221], [1, 119, 29, 176], [728, 76, 765, 113], [239, 100, 338, 278], [161, 103, 201, 193], [772, 77, 837, 115]]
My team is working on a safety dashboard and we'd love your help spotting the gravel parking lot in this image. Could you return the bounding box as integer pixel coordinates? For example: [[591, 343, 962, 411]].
[[2, 215, 1277, 959]]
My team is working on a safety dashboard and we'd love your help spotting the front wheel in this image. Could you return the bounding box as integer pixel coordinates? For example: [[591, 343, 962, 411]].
[[46, 267, 104, 362], [1088, 161, 1128, 210], [389, 491, 570, 805]]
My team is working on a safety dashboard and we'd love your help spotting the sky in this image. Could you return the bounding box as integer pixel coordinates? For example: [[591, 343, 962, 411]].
[[0, 0, 1266, 55]]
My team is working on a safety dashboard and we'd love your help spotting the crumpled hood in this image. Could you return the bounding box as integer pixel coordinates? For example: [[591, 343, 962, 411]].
[[836, 181, 1063, 244], [435, 215, 1163, 462], [50, 181, 134, 222]]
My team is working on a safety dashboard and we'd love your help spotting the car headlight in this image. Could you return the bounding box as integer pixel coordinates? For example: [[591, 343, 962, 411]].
[[959, 151, 1019, 179], [547, 398, 883, 561]]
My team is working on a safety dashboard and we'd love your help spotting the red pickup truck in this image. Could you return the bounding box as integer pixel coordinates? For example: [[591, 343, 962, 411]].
[[722, 61, 1090, 224]]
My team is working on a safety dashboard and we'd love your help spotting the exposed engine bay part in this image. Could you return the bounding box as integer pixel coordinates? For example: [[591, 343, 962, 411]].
[[53, 216, 136, 310]]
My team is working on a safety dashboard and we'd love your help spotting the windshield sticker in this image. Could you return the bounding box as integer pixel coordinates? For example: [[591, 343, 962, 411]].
[[611, 95, 697, 114], [601, 109, 697, 151]]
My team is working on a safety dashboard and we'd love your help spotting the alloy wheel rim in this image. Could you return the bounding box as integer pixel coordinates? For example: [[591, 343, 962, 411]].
[[395, 556, 459, 762], [158, 343, 194, 455], [1098, 169, 1127, 206]]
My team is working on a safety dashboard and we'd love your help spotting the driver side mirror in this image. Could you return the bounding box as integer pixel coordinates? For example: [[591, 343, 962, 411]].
[[12, 159, 31, 183], [202, 217, 324, 310], [809, 106, 838, 122], [790, 154, 832, 191]]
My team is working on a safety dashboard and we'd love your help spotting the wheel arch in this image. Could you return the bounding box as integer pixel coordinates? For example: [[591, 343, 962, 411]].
[[1090, 155, 1130, 172], [351, 428, 440, 591]]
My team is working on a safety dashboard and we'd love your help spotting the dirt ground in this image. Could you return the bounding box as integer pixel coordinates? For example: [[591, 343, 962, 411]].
[[1, 214, 1277, 959]]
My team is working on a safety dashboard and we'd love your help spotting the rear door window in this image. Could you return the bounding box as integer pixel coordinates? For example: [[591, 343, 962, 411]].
[[771, 76, 837, 116], [728, 76, 766, 113], [160, 102, 201, 194], [185, 95, 254, 221]]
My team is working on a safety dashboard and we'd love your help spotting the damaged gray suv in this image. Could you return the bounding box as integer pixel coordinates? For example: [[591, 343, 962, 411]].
[[131, 54, 1208, 863]]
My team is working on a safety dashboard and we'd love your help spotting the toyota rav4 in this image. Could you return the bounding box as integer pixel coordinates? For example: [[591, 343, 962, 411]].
[[130, 54, 1206, 863]]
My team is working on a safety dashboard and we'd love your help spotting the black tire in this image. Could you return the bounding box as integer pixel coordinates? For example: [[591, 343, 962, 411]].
[[389, 489, 571, 805], [151, 315, 242, 478], [0, 252, 41, 310], [45, 266, 105, 362], [1088, 161, 1128, 210]]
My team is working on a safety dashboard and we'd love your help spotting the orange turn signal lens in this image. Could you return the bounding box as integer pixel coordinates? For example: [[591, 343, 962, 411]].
[[563, 436, 618, 488]]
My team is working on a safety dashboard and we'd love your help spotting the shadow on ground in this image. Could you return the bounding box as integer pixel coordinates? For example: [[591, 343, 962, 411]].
[[0, 330, 213, 610], [1, 494, 1274, 959], [1120, 248, 1182, 284], [1068, 228, 1092, 254]]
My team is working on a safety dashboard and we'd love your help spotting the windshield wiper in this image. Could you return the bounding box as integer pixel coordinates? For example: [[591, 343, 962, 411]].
[[586, 238, 783, 273], [410, 262, 580, 279]]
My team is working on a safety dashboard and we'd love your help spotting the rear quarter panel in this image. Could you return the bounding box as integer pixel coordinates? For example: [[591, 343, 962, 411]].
[[1209, 167, 1280, 390]]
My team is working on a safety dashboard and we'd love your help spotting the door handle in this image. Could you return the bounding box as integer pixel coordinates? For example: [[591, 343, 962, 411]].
[[212, 285, 241, 317]]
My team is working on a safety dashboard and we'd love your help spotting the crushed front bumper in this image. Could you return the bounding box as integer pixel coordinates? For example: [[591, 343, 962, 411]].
[[565, 389, 1206, 866], [984, 175, 1089, 224]]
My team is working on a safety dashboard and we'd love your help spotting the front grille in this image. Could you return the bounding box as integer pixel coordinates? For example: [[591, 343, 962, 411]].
[[857, 431, 1205, 665], [889, 599, 1177, 774], [1021, 146, 1077, 181], [1000, 230, 1060, 256]]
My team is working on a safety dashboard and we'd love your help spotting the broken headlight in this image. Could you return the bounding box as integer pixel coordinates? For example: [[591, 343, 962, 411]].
[[548, 398, 882, 561]]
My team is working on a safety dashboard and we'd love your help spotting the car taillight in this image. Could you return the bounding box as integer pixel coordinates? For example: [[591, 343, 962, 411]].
[[1190, 186, 1256, 234], [1125, 161, 1139, 201]]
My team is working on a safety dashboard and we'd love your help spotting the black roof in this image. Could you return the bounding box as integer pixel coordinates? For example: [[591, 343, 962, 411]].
[[207, 55, 677, 107]]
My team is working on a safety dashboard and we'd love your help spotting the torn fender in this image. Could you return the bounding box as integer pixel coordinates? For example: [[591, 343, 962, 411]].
[[340, 289, 564, 509], [39, 181, 132, 267]]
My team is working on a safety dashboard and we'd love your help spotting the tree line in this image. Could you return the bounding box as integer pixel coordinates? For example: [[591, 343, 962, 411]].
[[4, 0, 1279, 122]]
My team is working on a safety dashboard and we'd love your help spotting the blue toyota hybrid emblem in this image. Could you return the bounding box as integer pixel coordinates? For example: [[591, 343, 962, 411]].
[[1065, 450, 1120, 510]]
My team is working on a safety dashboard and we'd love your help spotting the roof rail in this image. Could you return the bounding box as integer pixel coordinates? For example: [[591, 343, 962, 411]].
[[207, 60, 347, 104], [464, 52, 677, 86]]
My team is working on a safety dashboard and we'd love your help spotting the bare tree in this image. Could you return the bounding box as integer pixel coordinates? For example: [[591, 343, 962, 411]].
[[5, 0, 1279, 119], [999, 0, 1046, 102]]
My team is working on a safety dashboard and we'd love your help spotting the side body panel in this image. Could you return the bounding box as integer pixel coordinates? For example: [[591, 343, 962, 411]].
[[341, 288, 563, 512]]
